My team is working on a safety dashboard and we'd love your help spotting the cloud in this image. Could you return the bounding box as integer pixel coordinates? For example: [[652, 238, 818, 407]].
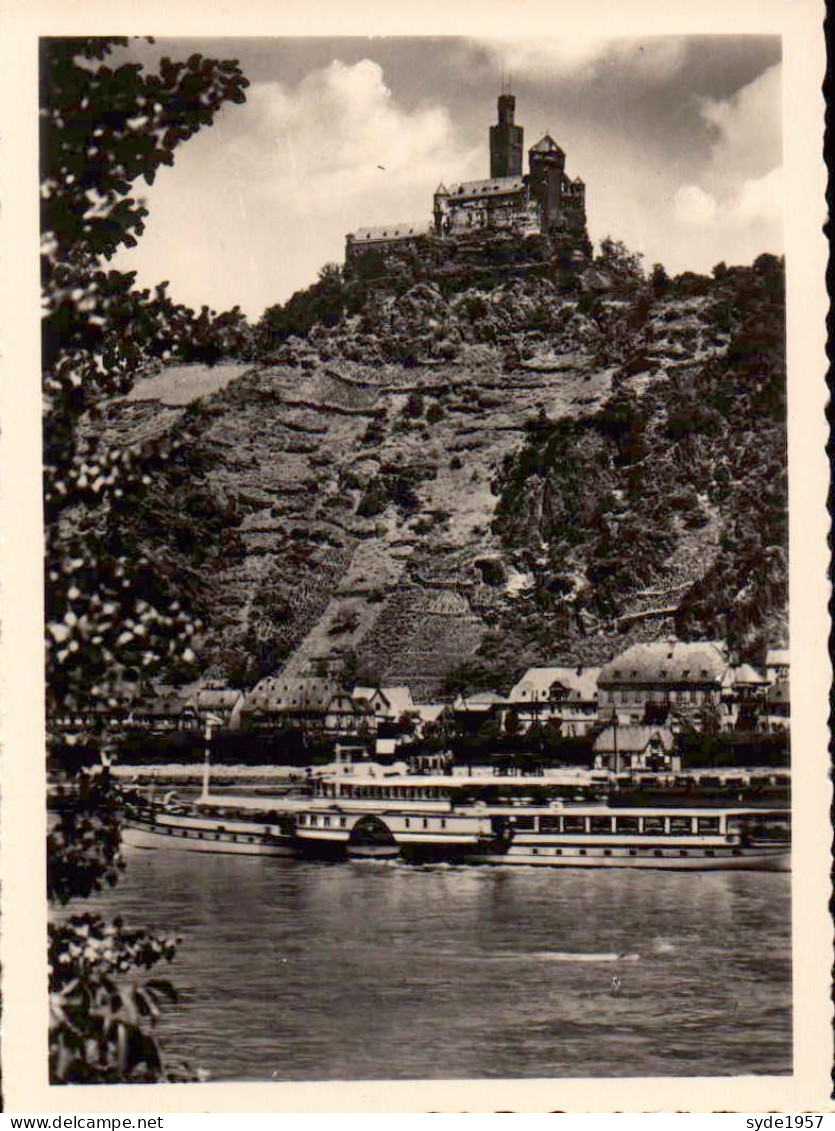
[[733, 166, 782, 224], [697, 62, 782, 191], [235, 60, 476, 213], [673, 184, 718, 225], [670, 63, 782, 260], [674, 166, 781, 228], [475, 36, 686, 84], [113, 59, 480, 316]]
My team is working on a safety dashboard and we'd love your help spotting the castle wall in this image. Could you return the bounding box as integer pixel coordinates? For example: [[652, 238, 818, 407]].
[[437, 186, 538, 237]]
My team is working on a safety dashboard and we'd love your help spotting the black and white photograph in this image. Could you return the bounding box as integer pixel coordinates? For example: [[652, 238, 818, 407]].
[[1, 0, 829, 1114]]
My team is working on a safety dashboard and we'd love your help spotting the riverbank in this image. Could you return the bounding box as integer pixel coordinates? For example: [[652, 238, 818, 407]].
[[104, 761, 789, 790]]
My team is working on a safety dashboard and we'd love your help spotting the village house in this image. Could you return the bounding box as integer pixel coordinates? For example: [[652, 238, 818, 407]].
[[765, 648, 789, 684], [241, 675, 338, 733], [720, 663, 771, 730], [762, 647, 790, 732], [323, 691, 374, 738], [597, 639, 728, 727], [411, 702, 452, 742], [52, 698, 130, 738], [506, 665, 600, 736], [593, 724, 679, 774], [452, 690, 507, 734], [351, 685, 415, 730], [186, 683, 246, 730], [765, 680, 790, 732], [127, 690, 198, 735]]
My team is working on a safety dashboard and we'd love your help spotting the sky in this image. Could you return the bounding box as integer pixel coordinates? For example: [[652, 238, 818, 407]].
[[109, 36, 782, 321]]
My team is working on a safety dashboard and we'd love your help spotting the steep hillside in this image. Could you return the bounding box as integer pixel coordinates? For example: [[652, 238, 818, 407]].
[[78, 254, 786, 696]]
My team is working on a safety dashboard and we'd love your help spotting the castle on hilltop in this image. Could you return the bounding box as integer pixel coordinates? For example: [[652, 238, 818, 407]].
[[345, 88, 589, 264]]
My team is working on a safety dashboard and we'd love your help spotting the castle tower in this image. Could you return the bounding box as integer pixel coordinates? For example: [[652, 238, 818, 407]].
[[433, 182, 449, 235], [528, 134, 566, 231], [490, 88, 524, 178]]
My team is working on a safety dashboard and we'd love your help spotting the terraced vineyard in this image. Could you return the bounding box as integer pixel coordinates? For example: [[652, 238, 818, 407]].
[[78, 256, 787, 694]]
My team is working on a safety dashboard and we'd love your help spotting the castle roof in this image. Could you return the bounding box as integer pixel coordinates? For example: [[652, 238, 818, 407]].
[[766, 648, 789, 668], [349, 222, 430, 243], [446, 176, 526, 201], [530, 134, 565, 155]]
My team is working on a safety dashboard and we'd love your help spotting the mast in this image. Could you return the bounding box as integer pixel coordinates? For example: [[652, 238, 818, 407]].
[[201, 712, 222, 800]]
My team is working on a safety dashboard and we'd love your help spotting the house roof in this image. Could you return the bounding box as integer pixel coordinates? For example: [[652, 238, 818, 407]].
[[150, 683, 183, 700], [351, 686, 414, 715], [379, 686, 415, 715], [722, 663, 768, 688], [136, 697, 187, 717], [593, 725, 674, 754], [241, 692, 284, 714], [766, 648, 790, 668], [247, 676, 337, 712], [412, 703, 447, 723], [509, 666, 600, 703], [191, 687, 243, 710], [326, 693, 372, 715], [454, 690, 506, 710], [598, 640, 728, 686]]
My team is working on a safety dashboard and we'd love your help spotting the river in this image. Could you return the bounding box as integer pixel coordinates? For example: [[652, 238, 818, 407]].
[[76, 847, 791, 1081]]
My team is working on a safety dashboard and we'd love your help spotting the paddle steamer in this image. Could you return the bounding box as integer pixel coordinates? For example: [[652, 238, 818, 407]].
[[122, 747, 790, 870]]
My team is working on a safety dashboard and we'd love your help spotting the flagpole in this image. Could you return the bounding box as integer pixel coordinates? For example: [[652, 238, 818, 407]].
[[201, 716, 213, 801]]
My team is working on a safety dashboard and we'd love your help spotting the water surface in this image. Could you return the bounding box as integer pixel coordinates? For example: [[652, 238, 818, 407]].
[[77, 849, 791, 1081]]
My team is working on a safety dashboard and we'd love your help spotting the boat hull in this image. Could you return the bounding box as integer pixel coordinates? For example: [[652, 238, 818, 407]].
[[463, 845, 789, 870], [346, 844, 401, 860], [122, 818, 297, 857]]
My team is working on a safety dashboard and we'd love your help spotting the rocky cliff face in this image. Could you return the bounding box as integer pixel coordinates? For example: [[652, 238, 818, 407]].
[[82, 255, 786, 696]]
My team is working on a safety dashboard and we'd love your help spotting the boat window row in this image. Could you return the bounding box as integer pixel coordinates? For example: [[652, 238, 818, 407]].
[[297, 815, 349, 828], [297, 814, 450, 830], [320, 783, 451, 801], [505, 814, 724, 836], [158, 827, 265, 844]]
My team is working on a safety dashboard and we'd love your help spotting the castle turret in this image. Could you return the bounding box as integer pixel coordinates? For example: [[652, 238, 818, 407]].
[[490, 91, 524, 178], [433, 182, 449, 235], [528, 134, 566, 232]]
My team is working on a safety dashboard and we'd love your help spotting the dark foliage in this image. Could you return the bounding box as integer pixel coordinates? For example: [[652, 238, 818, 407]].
[[492, 255, 787, 660], [43, 36, 250, 1085]]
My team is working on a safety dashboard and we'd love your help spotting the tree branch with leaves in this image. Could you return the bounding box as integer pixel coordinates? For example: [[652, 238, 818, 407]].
[[43, 36, 249, 1083]]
